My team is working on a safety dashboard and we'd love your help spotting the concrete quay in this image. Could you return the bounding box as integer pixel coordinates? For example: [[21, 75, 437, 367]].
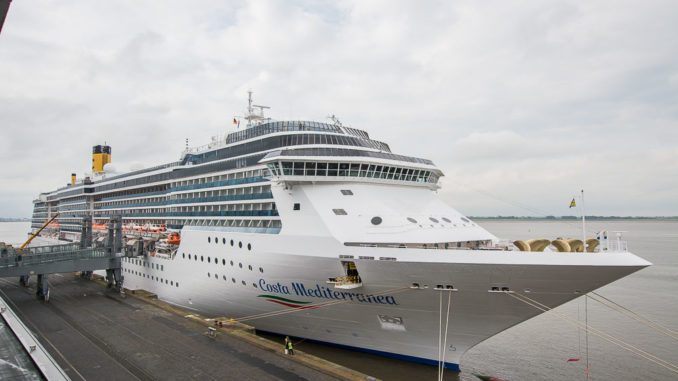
[[0, 273, 379, 381]]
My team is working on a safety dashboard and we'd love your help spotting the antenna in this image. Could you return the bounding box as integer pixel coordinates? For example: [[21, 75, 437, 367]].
[[328, 114, 343, 127], [243, 90, 271, 128]]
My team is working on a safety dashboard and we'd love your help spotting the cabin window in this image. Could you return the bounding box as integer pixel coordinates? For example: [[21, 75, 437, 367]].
[[333, 209, 348, 215], [371, 216, 383, 225], [340, 190, 353, 195], [293, 203, 301, 210]]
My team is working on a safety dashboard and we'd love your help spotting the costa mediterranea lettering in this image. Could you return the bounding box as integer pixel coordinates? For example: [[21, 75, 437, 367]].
[[258, 278, 398, 305]]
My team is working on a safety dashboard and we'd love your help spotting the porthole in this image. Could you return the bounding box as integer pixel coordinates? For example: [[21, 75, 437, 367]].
[[259, 267, 264, 273], [407, 217, 417, 223], [223, 275, 227, 280], [165, 279, 168, 284], [232, 278, 236, 283], [222, 259, 226, 265], [182, 253, 185, 258], [214, 273, 218, 279], [442, 217, 451, 223], [461, 217, 470, 223], [201, 256, 204, 262], [176, 282, 179, 287], [239, 263, 243, 268], [207, 273, 210, 277], [222, 238, 226, 244], [429, 217, 439, 223], [208, 237, 211, 243], [171, 281, 174, 286], [214, 237, 218, 244], [194, 255, 197, 261], [208, 257, 211, 263], [230, 260, 234, 266], [241, 280, 246, 285], [248, 265, 252, 271], [253, 283, 257, 288], [370, 216, 382, 225], [230, 240, 234, 246], [239, 241, 243, 248]]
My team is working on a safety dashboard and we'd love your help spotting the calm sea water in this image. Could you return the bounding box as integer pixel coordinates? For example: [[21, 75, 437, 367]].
[[2, 220, 676, 380]]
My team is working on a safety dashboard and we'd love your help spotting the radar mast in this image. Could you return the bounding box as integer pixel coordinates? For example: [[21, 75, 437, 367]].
[[244, 90, 270, 128]]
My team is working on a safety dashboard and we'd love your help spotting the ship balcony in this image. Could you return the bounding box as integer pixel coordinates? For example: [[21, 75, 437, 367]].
[[331, 275, 363, 289]]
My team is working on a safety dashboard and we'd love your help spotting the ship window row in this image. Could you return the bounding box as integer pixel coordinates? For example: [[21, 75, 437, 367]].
[[57, 197, 87, 206], [171, 168, 265, 187], [170, 202, 276, 213], [170, 171, 267, 192], [92, 209, 280, 218], [93, 170, 268, 204], [91, 153, 266, 194], [268, 161, 439, 184], [263, 147, 434, 165], [225, 120, 342, 144], [344, 240, 492, 250], [184, 133, 391, 167], [96, 192, 273, 210], [95, 187, 273, 210], [181, 218, 282, 229], [122, 267, 179, 288]]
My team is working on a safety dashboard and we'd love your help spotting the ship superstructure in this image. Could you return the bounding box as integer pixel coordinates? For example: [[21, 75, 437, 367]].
[[30, 94, 650, 370]]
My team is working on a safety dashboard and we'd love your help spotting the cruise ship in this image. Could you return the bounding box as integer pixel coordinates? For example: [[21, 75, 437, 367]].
[[30, 93, 650, 371]]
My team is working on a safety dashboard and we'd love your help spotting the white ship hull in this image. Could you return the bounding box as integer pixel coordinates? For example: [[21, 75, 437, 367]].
[[120, 226, 649, 370]]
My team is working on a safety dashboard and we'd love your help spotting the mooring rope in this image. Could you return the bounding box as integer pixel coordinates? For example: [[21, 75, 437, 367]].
[[589, 291, 678, 341], [437, 290, 443, 381], [505, 292, 678, 375], [439, 291, 453, 381]]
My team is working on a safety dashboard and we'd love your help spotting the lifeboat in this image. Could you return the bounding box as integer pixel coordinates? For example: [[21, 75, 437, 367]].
[[167, 233, 181, 245]]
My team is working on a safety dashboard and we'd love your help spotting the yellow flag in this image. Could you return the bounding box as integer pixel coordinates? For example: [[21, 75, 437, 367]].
[[569, 198, 576, 208]]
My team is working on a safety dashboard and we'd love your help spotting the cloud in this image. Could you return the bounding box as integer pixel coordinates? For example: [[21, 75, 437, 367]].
[[0, 0, 677, 217]]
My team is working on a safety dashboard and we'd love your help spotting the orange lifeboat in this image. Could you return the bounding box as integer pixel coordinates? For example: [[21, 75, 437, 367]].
[[167, 233, 181, 245]]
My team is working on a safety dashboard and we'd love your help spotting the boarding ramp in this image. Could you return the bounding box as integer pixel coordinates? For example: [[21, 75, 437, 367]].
[[0, 215, 128, 301]]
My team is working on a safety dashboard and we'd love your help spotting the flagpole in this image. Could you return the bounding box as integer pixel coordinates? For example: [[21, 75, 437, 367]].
[[581, 189, 586, 248]]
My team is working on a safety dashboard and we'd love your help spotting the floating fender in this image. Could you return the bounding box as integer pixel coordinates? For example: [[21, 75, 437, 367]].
[[567, 239, 584, 252], [586, 238, 600, 252], [527, 239, 550, 252], [551, 239, 571, 252], [513, 240, 530, 251]]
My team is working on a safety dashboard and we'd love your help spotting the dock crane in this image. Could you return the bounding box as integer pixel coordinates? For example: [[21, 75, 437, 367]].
[[21, 213, 60, 249]]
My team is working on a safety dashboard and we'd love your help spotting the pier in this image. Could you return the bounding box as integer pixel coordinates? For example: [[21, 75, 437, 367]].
[[0, 272, 377, 380]]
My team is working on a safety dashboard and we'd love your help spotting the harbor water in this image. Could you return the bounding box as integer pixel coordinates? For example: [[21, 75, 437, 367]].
[[1, 220, 676, 380]]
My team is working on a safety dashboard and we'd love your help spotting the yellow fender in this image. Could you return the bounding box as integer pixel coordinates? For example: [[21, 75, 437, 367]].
[[527, 239, 550, 252], [567, 239, 584, 252], [551, 239, 571, 252], [586, 238, 600, 252], [513, 240, 530, 251]]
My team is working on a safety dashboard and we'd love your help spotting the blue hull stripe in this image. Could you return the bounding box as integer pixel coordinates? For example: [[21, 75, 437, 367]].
[[257, 330, 460, 372]]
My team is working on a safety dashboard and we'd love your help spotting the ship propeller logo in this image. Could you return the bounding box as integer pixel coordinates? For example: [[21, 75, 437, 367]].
[[257, 295, 319, 309]]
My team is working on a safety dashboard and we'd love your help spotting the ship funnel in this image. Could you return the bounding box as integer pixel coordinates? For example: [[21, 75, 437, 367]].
[[92, 144, 111, 173], [71, 173, 76, 185]]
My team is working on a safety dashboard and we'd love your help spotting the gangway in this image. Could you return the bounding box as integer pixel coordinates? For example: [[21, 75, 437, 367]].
[[0, 215, 129, 301]]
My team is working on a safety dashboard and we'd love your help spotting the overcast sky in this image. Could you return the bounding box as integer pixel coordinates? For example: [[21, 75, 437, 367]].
[[1, 0, 676, 218]]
